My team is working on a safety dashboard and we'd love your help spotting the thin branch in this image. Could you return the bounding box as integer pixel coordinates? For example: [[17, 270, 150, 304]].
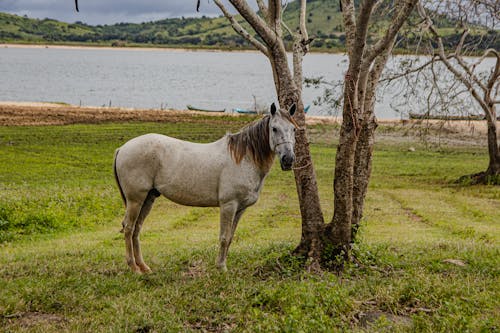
[[380, 56, 440, 82], [299, 0, 309, 43], [213, 0, 269, 56], [417, 2, 490, 113], [472, 48, 500, 69], [452, 54, 488, 93], [281, 21, 294, 37], [292, 0, 310, 94], [485, 50, 500, 92], [455, 29, 469, 55]]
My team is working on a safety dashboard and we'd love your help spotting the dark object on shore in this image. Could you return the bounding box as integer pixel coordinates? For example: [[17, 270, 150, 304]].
[[186, 105, 225, 113], [409, 112, 487, 121], [233, 105, 310, 115], [233, 108, 257, 114]]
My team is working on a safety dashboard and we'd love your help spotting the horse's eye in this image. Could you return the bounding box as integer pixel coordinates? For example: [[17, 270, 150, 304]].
[[293, 127, 296, 132], [272, 127, 277, 132]]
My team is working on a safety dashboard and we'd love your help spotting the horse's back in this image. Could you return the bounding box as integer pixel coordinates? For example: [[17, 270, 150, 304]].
[[116, 133, 228, 206]]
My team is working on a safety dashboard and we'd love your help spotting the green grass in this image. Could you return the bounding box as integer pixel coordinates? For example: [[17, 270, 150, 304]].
[[0, 118, 498, 332]]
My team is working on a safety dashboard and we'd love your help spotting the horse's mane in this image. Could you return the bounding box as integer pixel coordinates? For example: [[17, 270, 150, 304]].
[[227, 116, 274, 170]]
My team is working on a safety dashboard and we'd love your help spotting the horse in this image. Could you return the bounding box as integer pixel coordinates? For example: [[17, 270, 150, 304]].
[[113, 103, 297, 273]]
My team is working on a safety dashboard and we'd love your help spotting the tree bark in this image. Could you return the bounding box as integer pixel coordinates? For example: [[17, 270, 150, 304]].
[[351, 113, 377, 238], [485, 107, 500, 176], [324, 74, 359, 258]]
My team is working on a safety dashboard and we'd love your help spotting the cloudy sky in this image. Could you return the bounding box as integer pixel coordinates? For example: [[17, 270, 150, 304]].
[[0, 0, 247, 25]]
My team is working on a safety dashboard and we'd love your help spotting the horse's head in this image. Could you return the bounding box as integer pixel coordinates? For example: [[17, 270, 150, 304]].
[[268, 103, 297, 171]]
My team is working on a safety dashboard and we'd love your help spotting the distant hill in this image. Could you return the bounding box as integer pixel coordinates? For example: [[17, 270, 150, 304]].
[[1, 0, 498, 52]]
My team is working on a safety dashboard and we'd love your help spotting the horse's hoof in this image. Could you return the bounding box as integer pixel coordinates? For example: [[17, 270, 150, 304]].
[[216, 264, 228, 272], [129, 264, 142, 274], [139, 265, 152, 274]]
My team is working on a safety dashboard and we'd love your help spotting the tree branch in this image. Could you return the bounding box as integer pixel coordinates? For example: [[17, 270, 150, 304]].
[[366, 0, 418, 62], [292, 0, 310, 91], [228, 0, 277, 49], [299, 0, 309, 44], [417, 2, 490, 113], [268, 0, 283, 38], [256, 0, 269, 22], [380, 56, 441, 82], [340, 0, 356, 55], [485, 50, 500, 91], [213, 0, 269, 56]]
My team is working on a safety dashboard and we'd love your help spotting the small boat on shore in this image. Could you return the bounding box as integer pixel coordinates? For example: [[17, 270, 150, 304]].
[[409, 113, 485, 121], [187, 105, 226, 113], [233, 104, 310, 115], [233, 108, 257, 114]]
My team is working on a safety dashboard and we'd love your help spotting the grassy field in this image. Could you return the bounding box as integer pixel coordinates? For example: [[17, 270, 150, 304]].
[[0, 117, 498, 332]]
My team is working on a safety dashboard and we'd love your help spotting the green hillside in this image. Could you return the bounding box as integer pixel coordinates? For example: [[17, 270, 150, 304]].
[[0, 0, 498, 52]]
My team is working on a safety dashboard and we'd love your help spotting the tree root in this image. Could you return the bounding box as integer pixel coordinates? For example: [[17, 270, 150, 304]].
[[456, 170, 500, 185]]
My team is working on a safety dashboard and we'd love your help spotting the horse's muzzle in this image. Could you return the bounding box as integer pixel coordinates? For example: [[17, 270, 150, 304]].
[[280, 154, 295, 171]]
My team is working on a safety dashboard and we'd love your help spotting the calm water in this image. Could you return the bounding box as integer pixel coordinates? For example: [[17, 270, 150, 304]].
[[0, 46, 490, 118]]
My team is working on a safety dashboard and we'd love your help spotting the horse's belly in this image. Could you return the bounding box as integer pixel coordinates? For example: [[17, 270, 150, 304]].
[[157, 175, 220, 207]]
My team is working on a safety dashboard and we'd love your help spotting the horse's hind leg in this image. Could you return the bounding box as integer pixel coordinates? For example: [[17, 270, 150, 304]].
[[132, 190, 158, 273], [122, 199, 144, 273]]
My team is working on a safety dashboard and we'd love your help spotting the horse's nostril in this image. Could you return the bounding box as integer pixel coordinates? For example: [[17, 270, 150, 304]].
[[282, 155, 294, 165]]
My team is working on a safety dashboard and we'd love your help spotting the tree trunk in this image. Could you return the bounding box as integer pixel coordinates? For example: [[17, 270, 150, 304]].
[[351, 113, 377, 238], [267, 46, 325, 260], [323, 75, 360, 261], [485, 107, 500, 176]]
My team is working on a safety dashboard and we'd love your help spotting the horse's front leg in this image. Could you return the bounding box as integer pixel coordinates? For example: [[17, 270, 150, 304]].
[[216, 201, 238, 272]]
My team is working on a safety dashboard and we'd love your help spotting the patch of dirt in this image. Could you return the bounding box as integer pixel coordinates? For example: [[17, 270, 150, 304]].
[[4, 311, 66, 329], [184, 319, 237, 332], [0, 103, 229, 126], [182, 259, 207, 279], [355, 310, 412, 329], [0, 102, 489, 147]]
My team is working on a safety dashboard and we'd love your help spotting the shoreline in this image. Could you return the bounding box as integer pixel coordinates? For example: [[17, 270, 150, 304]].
[[0, 43, 250, 53], [0, 42, 342, 55], [0, 101, 489, 136]]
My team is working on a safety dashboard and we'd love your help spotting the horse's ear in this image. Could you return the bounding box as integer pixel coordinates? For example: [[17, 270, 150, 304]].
[[289, 104, 296, 116], [270, 103, 277, 116]]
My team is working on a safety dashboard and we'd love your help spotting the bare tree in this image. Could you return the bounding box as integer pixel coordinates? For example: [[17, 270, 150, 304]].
[[385, 0, 499, 183], [418, 1, 499, 183]]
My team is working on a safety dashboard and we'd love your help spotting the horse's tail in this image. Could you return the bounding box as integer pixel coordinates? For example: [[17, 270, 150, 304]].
[[113, 148, 127, 208]]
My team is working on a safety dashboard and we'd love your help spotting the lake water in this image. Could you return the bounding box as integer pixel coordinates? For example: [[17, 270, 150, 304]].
[[0, 46, 491, 119]]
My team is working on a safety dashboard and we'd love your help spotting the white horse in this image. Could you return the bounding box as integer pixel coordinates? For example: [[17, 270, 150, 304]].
[[113, 103, 297, 273]]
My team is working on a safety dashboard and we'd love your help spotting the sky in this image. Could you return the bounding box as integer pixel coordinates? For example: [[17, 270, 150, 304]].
[[0, 0, 249, 25]]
